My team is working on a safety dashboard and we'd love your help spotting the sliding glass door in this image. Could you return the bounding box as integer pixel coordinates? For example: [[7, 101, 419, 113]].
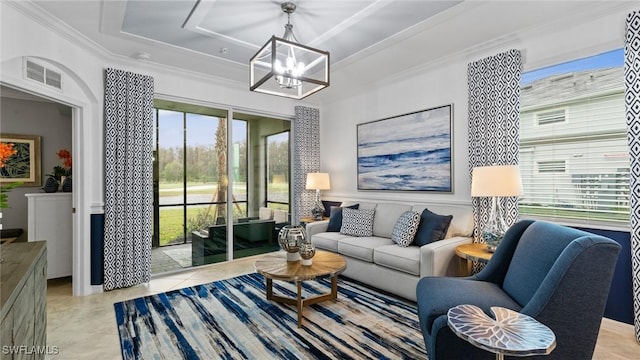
[[152, 101, 290, 273]]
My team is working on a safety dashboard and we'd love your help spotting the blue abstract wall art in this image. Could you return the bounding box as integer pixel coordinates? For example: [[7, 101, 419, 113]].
[[357, 104, 452, 192]]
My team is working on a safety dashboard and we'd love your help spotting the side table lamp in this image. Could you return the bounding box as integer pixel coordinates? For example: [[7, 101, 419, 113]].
[[306, 172, 331, 220], [471, 165, 523, 252]]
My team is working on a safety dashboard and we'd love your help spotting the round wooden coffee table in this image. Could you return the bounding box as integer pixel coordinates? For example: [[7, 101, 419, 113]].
[[254, 250, 347, 328]]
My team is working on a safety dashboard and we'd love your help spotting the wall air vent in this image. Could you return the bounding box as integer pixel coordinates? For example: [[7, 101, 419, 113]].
[[25, 58, 62, 90]]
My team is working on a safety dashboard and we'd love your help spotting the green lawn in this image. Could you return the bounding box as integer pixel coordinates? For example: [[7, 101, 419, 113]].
[[158, 207, 184, 246], [157, 181, 289, 246], [159, 182, 249, 197]]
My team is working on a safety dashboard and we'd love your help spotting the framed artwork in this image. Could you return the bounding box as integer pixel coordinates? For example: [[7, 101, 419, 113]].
[[0, 133, 42, 186], [357, 104, 453, 192]]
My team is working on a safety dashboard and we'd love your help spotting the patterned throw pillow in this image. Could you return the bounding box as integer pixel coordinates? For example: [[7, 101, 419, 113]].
[[391, 211, 421, 247], [327, 204, 360, 232], [340, 208, 375, 237]]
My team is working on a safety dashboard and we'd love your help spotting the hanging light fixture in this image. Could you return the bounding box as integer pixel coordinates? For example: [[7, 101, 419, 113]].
[[249, 2, 330, 99]]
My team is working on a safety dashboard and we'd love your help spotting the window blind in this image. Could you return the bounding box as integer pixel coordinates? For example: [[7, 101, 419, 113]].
[[519, 49, 628, 223]]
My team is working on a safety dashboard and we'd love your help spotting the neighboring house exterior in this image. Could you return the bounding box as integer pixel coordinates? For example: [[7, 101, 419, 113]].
[[519, 67, 628, 221]]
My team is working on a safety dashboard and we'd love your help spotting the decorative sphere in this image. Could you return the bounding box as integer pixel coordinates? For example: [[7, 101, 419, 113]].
[[278, 225, 306, 253], [299, 241, 315, 260]]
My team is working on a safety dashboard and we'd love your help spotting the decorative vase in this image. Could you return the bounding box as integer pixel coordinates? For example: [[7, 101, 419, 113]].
[[43, 176, 59, 193], [299, 240, 316, 266], [278, 225, 306, 262], [62, 176, 72, 192]]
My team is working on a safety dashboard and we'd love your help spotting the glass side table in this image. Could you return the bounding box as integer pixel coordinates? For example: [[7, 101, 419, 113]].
[[448, 304, 556, 360]]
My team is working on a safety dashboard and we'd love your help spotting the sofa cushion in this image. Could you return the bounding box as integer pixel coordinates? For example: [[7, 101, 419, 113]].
[[259, 207, 273, 220], [327, 204, 359, 232], [338, 236, 394, 262], [312, 232, 352, 253], [372, 203, 412, 238], [413, 209, 453, 246], [341, 208, 375, 237], [374, 245, 421, 276], [391, 211, 421, 247], [273, 209, 288, 223]]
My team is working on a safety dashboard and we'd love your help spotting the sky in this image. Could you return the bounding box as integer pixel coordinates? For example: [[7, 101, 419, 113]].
[[521, 48, 623, 85], [156, 111, 247, 148]]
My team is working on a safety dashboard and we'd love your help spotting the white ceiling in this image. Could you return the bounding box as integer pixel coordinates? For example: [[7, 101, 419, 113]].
[[22, 1, 636, 100]]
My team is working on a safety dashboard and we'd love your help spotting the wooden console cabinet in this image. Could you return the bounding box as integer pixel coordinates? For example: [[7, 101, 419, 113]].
[[0, 241, 47, 360], [26, 193, 72, 279]]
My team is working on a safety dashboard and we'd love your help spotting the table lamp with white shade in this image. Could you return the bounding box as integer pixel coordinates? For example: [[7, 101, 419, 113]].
[[471, 165, 523, 252], [306, 172, 331, 220]]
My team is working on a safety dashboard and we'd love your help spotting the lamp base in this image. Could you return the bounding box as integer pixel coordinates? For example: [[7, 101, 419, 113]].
[[311, 193, 325, 220], [310, 206, 324, 220], [481, 196, 509, 253]]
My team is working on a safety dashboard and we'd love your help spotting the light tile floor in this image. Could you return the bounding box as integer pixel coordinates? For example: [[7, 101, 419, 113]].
[[44, 254, 640, 359]]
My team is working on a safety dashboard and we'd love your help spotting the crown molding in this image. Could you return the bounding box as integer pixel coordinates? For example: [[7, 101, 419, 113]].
[[6, 1, 111, 62], [4, 1, 250, 92], [319, 1, 635, 105]]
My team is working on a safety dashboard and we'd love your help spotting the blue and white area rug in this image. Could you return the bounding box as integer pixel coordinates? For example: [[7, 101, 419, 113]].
[[114, 272, 427, 359]]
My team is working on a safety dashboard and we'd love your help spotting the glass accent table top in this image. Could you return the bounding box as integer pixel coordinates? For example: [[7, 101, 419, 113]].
[[448, 304, 556, 357]]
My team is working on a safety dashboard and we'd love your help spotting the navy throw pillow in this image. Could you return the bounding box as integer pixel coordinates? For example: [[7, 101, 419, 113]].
[[326, 204, 359, 232], [413, 208, 453, 246], [322, 200, 342, 218]]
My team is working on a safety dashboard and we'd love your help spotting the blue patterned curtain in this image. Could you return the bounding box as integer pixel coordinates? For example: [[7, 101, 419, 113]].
[[103, 68, 154, 291], [293, 106, 320, 224], [467, 49, 522, 243], [625, 11, 640, 343]]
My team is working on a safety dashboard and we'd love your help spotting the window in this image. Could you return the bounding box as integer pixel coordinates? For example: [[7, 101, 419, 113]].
[[519, 48, 629, 223], [537, 160, 566, 173], [536, 109, 566, 125], [266, 131, 290, 211]]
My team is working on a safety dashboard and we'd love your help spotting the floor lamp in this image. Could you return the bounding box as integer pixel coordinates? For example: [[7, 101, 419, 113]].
[[471, 165, 523, 252], [306, 172, 331, 220]]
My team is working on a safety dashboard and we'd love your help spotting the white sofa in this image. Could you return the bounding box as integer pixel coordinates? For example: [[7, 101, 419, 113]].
[[306, 201, 474, 301]]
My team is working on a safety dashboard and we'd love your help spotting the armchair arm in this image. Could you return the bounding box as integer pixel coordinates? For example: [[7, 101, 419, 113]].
[[420, 236, 472, 277], [473, 220, 534, 283], [305, 220, 329, 237]]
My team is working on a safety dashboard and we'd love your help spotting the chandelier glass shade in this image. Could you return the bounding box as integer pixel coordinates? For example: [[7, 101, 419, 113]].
[[249, 2, 330, 99]]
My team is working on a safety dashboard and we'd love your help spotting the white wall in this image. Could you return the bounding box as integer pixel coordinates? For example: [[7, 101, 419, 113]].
[[319, 5, 632, 207]]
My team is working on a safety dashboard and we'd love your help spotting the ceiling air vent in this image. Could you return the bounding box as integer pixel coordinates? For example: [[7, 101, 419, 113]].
[[25, 59, 62, 90]]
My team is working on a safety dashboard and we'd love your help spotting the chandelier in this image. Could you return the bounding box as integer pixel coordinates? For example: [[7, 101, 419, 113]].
[[249, 2, 330, 99]]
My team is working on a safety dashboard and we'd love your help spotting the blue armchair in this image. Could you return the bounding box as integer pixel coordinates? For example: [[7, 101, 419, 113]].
[[416, 220, 621, 359]]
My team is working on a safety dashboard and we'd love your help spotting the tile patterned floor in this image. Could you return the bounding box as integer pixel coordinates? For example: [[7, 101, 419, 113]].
[[151, 244, 190, 274]]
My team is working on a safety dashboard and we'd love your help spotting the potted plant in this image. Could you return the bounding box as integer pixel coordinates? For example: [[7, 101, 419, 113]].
[[45, 148, 72, 192]]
